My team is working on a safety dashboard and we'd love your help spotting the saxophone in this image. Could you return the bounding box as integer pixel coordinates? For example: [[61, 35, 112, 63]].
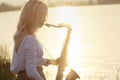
[[45, 23, 80, 80]]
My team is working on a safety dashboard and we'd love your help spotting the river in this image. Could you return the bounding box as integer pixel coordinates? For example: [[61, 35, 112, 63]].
[[0, 4, 120, 80]]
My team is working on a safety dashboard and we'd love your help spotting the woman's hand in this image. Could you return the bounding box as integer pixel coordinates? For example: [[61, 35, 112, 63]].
[[44, 57, 61, 66]]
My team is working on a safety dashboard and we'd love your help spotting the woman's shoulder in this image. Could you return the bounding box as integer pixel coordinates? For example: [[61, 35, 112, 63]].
[[24, 34, 35, 39], [23, 35, 37, 48], [23, 34, 35, 42]]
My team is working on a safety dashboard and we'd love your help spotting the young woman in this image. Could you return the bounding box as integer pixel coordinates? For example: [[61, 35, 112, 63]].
[[10, 0, 57, 80]]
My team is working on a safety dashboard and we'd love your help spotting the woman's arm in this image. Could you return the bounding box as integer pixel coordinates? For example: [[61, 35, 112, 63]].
[[42, 58, 60, 66], [25, 48, 44, 80], [24, 35, 44, 80]]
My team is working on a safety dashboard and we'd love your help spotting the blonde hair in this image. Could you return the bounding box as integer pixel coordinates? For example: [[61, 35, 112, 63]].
[[14, 0, 48, 51]]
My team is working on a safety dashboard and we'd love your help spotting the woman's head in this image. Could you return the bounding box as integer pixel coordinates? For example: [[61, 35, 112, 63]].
[[14, 0, 48, 46], [17, 0, 48, 34]]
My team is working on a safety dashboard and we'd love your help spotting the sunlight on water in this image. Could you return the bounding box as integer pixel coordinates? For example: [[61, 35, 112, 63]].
[[53, 6, 86, 78], [47, 5, 120, 80], [55, 6, 78, 24]]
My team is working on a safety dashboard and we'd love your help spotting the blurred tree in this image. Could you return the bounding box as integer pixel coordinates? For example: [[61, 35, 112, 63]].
[[0, 3, 21, 12], [98, 0, 120, 4]]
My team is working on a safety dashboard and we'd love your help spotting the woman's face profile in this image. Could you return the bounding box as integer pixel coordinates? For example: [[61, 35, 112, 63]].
[[39, 14, 47, 28]]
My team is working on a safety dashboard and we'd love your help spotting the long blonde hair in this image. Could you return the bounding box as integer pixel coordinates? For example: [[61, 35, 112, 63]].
[[14, 0, 48, 51]]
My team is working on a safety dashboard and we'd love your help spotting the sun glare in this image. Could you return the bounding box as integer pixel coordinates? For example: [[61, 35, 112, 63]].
[[56, 6, 80, 28], [64, 67, 70, 76], [57, 7, 79, 57], [56, 6, 82, 75]]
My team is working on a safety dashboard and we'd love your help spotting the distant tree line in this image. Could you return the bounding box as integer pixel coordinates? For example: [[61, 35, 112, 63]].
[[0, 0, 120, 12], [47, 0, 120, 7], [98, 0, 120, 4], [0, 3, 21, 12]]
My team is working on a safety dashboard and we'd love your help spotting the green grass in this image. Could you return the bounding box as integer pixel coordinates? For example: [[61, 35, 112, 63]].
[[0, 44, 16, 80]]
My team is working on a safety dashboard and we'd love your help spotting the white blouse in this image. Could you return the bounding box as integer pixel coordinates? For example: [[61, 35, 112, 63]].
[[10, 35, 47, 80]]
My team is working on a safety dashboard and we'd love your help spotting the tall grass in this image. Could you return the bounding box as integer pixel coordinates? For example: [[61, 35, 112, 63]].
[[0, 44, 16, 80]]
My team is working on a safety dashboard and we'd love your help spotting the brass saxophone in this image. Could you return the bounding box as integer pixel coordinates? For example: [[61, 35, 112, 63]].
[[45, 23, 80, 80]]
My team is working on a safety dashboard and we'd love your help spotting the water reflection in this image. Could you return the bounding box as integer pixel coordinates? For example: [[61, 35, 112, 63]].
[[46, 5, 120, 80], [50, 6, 82, 79]]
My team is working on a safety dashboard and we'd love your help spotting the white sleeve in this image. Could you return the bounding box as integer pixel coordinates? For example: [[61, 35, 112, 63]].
[[41, 58, 48, 66], [24, 36, 44, 80], [25, 48, 44, 80]]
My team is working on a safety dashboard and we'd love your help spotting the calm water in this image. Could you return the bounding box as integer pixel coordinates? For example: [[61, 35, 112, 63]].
[[0, 4, 120, 80]]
